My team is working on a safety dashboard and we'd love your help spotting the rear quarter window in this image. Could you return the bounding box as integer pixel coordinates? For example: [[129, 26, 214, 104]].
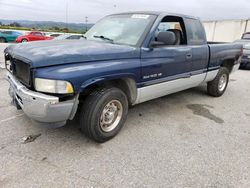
[[34, 32, 43, 36], [185, 18, 206, 45]]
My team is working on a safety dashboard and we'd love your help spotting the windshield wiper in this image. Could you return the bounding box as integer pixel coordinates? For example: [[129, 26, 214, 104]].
[[93, 35, 113, 43]]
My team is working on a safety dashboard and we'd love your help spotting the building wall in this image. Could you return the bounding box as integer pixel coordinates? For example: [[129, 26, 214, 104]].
[[203, 19, 250, 42]]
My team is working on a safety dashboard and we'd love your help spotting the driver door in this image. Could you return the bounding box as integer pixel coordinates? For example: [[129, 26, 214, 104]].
[[139, 16, 193, 102]]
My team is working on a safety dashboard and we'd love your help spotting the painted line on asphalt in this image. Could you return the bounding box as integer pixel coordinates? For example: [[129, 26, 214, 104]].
[[0, 113, 24, 124]]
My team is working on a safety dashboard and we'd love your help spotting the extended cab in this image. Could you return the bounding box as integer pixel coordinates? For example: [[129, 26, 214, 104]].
[[5, 12, 243, 142]]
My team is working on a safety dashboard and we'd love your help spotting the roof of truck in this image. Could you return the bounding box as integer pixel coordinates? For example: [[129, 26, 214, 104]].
[[110, 11, 199, 20]]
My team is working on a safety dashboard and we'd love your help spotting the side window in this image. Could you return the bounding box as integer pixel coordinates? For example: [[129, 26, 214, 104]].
[[3, 31, 12, 35], [153, 16, 187, 46], [34, 32, 42, 36], [185, 18, 206, 45]]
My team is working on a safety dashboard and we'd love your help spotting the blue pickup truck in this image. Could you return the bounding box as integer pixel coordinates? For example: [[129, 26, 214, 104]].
[[4, 12, 243, 142]]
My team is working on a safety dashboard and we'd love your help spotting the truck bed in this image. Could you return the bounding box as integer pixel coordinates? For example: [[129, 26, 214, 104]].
[[208, 42, 243, 70]]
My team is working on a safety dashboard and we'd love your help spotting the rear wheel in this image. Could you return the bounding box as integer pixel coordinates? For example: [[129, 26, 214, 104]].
[[21, 39, 28, 43], [0, 37, 6, 43], [207, 67, 229, 97], [79, 87, 128, 143]]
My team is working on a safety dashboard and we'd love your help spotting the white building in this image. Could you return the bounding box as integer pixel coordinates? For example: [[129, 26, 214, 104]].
[[203, 19, 250, 42]]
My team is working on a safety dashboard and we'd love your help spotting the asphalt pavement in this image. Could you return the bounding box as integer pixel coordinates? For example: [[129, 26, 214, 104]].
[[0, 43, 250, 187], [0, 43, 9, 68]]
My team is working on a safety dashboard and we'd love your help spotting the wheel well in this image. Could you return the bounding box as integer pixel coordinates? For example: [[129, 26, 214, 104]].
[[79, 78, 137, 105], [221, 59, 234, 73], [0, 37, 6, 42]]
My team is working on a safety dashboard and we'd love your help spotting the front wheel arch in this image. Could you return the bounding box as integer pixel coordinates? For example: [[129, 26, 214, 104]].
[[21, 38, 28, 42], [0, 37, 7, 43], [79, 77, 138, 105]]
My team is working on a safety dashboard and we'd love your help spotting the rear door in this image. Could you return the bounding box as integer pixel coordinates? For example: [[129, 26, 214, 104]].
[[184, 18, 209, 75]]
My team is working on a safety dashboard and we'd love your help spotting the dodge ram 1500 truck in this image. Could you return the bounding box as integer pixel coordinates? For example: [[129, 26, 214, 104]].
[[4, 12, 243, 142]]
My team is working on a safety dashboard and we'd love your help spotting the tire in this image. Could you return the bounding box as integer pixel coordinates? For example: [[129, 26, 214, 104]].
[[79, 87, 128, 143], [0, 37, 6, 43], [21, 39, 28, 43], [245, 63, 250, 70], [207, 67, 229, 97], [242, 63, 250, 70]]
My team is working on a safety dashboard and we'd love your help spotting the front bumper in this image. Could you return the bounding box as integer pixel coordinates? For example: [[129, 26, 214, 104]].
[[6, 73, 78, 126]]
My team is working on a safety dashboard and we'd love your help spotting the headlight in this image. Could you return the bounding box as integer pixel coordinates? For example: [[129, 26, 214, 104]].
[[35, 78, 74, 94]]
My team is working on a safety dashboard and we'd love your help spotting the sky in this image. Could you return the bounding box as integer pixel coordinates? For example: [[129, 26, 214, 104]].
[[0, 0, 249, 23]]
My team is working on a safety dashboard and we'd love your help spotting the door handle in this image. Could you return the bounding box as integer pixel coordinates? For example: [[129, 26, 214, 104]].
[[186, 53, 192, 59]]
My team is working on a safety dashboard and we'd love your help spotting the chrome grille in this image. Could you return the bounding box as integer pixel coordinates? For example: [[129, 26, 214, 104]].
[[5, 55, 31, 87]]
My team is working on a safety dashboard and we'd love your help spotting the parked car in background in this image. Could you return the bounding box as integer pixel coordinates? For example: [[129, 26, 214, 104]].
[[240, 42, 250, 69], [235, 32, 250, 69], [0, 31, 22, 43], [53, 34, 84, 40], [49, 33, 62, 37], [241, 32, 250, 40], [15, 31, 53, 43], [235, 32, 250, 44]]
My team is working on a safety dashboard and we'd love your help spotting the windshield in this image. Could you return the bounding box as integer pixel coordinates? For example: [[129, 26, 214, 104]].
[[84, 14, 156, 46]]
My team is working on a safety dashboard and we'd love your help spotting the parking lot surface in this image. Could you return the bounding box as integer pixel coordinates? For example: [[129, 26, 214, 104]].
[[0, 43, 250, 187], [0, 43, 9, 68]]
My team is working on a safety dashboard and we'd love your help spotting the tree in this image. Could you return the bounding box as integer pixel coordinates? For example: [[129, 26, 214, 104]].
[[52, 26, 60, 31], [62, 27, 69, 33], [9, 22, 22, 27]]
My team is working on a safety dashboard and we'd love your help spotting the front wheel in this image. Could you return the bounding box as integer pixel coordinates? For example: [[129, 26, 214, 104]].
[[80, 87, 128, 143], [207, 67, 229, 97]]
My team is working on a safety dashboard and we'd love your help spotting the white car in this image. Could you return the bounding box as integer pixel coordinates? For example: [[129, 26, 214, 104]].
[[53, 34, 84, 40]]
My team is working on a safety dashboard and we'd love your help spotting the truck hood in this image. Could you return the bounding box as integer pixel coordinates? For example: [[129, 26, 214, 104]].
[[5, 39, 139, 68]]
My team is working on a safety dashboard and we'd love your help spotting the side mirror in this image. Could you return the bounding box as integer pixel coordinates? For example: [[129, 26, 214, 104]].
[[150, 41, 163, 48], [154, 31, 176, 46]]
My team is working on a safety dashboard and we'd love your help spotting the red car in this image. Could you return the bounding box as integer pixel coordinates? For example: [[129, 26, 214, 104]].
[[15, 31, 53, 43]]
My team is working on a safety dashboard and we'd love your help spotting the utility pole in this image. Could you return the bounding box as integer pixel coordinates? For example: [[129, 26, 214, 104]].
[[113, 4, 117, 13], [85, 16, 88, 33], [66, 0, 69, 33]]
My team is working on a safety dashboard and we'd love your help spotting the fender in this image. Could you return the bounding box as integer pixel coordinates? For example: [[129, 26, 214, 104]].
[[79, 73, 138, 104]]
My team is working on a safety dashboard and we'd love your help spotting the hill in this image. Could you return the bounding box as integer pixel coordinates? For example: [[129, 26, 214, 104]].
[[0, 19, 94, 33]]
